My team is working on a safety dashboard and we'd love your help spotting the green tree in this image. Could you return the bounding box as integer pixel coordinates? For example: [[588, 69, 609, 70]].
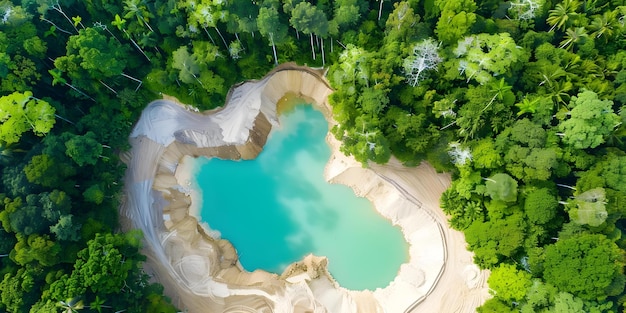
[[465, 212, 526, 268], [71, 231, 143, 295], [56, 27, 129, 80], [558, 89, 620, 149], [552, 292, 586, 312], [588, 10, 621, 42], [568, 187, 608, 227], [435, 10, 476, 44], [402, 38, 442, 87], [83, 184, 105, 205], [488, 263, 533, 302], [257, 6, 288, 65], [24, 154, 75, 188], [50, 214, 81, 242], [0, 91, 56, 145], [547, 0, 581, 32], [123, 0, 155, 33], [385, 1, 420, 43], [485, 173, 518, 203], [171, 46, 202, 85], [289, 2, 328, 61], [11, 233, 60, 266], [65, 131, 103, 167], [0, 267, 42, 313], [540, 233, 625, 301], [337, 115, 391, 164], [524, 187, 559, 225], [450, 33, 525, 84]]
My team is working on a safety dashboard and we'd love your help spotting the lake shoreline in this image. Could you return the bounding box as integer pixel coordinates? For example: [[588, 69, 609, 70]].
[[121, 63, 490, 312]]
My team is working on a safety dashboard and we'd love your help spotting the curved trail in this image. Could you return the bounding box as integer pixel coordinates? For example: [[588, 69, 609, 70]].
[[120, 63, 490, 312]]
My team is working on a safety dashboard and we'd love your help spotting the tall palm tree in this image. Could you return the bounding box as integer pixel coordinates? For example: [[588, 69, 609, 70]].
[[547, 0, 581, 32], [559, 27, 588, 50], [123, 0, 154, 32], [57, 297, 84, 313], [589, 10, 619, 41]]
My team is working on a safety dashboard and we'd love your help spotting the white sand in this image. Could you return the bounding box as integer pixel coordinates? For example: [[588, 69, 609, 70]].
[[120, 63, 490, 313]]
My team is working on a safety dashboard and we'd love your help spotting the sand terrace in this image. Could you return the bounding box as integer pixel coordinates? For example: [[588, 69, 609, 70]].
[[120, 63, 490, 312]]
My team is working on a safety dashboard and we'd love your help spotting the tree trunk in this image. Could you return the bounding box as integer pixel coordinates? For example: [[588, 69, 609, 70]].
[[124, 30, 151, 62], [54, 114, 74, 124], [214, 27, 229, 50], [99, 80, 117, 94], [321, 38, 325, 66], [310, 33, 315, 60], [41, 17, 72, 35], [202, 26, 216, 45], [378, 0, 384, 21], [270, 34, 278, 66]]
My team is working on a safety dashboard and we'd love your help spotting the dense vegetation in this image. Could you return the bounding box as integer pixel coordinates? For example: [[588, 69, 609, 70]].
[[1, 0, 625, 312]]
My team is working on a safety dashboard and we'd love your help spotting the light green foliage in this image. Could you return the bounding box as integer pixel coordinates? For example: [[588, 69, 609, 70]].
[[547, 0, 581, 32], [485, 173, 518, 202], [0, 267, 41, 313], [488, 263, 533, 302], [541, 233, 625, 301], [59, 27, 128, 78], [576, 154, 626, 192], [477, 297, 516, 312], [358, 87, 389, 115], [0, 91, 55, 145], [339, 115, 391, 164], [471, 138, 502, 169], [451, 166, 484, 199], [171, 46, 201, 85], [435, 10, 476, 44], [331, 44, 370, 88], [65, 131, 102, 167], [552, 292, 585, 312], [522, 280, 559, 311], [83, 184, 105, 204], [558, 89, 620, 149], [11, 234, 60, 266], [24, 154, 75, 188], [22, 36, 47, 58], [569, 187, 608, 227], [385, 1, 420, 43], [505, 146, 559, 181], [451, 33, 525, 84], [496, 119, 560, 181], [465, 212, 526, 268], [434, 0, 477, 12], [524, 188, 559, 225]]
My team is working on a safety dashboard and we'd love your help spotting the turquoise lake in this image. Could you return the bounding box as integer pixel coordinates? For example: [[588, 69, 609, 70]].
[[196, 103, 408, 290]]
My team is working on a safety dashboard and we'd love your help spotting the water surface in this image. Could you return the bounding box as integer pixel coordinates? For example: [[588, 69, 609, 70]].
[[197, 103, 407, 290]]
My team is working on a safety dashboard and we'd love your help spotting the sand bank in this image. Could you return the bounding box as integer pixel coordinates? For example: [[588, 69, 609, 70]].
[[120, 63, 490, 312]]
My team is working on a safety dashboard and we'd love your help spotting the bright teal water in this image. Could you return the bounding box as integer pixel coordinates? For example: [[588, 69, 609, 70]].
[[197, 104, 408, 290]]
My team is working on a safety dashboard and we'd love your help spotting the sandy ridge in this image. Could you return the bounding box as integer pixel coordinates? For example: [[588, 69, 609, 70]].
[[120, 63, 490, 312]]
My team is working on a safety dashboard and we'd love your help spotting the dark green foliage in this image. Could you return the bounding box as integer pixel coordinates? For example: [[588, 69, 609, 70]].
[[1, 0, 626, 312]]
